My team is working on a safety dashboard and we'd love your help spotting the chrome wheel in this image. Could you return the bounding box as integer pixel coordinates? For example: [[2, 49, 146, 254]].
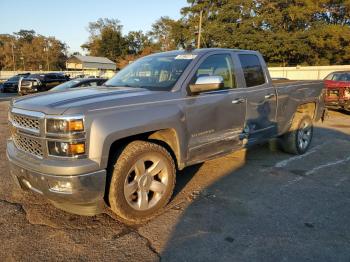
[[297, 120, 312, 150], [124, 154, 169, 211]]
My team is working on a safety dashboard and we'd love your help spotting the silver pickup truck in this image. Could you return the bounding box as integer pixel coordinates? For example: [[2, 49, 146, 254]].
[[7, 48, 325, 224]]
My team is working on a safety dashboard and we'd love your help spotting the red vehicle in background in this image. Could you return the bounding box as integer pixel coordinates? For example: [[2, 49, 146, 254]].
[[324, 71, 350, 112]]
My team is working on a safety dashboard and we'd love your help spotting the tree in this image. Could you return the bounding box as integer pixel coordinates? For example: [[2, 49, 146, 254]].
[[176, 0, 350, 66], [14, 30, 35, 43], [81, 18, 127, 62], [82, 18, 159, 69], [0, 31, 67, 71], [126, 31, 151, 55], [149, 17, 190, 50]]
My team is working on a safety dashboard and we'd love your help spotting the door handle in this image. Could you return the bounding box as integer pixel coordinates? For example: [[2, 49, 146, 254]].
[[264, 93, 276, 99], [232, 98, 246, 104]]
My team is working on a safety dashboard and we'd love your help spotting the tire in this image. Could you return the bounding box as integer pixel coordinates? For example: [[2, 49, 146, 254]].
[[108, 140, 176, 224], [280, 115, 313, 155]]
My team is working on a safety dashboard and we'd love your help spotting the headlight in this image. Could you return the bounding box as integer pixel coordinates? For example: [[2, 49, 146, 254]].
[[48, 141, 85, 157], [46, 118, 84, 134], [345, 87, 350, 98], [49, 181, 73, 193]]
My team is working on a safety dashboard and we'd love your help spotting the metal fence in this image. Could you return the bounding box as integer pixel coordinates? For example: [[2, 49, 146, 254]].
[[269, 65, 350, 80]]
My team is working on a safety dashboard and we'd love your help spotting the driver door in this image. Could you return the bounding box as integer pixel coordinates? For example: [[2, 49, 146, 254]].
[[184, 53, 247, 164]]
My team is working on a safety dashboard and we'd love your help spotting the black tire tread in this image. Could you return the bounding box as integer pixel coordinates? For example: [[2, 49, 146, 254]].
[[280, 114, 313, 155], [108, 140, 176, 225]]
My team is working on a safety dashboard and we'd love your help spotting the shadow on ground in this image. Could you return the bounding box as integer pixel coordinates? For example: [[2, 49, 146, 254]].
[[157, 121, 350, 261]]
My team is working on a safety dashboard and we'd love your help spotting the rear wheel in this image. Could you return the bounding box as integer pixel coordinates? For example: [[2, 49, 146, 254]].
[[280, 115, 313, 155], [108, 141, 176, 224]]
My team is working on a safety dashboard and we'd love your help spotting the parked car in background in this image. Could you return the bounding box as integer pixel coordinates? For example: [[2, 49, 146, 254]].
[[271, 77, 289, 81], [324, 71, 350, 112], [72, 74, 100, 79], [18, 73, 70, 95], [49, 78, 107, 92], [2, 73, 30, 93]]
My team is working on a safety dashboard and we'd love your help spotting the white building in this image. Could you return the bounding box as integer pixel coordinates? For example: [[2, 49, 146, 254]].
[[66, 55, 116, 76]]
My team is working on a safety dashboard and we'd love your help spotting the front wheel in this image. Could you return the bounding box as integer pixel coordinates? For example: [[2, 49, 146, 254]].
[[280, 115, 313, 155], [108, 141, 176, 224]]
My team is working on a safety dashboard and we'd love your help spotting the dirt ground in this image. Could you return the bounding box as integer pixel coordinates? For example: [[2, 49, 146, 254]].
[[0, 100, 349, 262]]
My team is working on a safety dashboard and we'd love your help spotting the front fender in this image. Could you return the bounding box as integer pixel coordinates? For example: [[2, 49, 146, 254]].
[[87, 104, 187, 169]]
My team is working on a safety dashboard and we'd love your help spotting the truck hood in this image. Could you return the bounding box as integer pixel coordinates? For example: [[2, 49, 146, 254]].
[[12, 86, 170, 115], [4, 80, 19, 85]]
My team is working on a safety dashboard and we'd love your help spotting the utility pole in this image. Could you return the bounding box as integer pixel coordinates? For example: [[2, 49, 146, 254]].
[[44, 44, 50, 71], [197, 10, 203, 49], [11, 42, 16, 71], [20, 51, 25, 71], [47, 48, 49, 71]]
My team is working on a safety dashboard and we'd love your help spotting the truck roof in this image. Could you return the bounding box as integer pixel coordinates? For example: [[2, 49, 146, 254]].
[[149, 48, 259, 57]]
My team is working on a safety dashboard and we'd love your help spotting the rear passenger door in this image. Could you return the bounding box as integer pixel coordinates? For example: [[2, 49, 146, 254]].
[[44, 74, 60, 90], [237, 53, 277, 143]]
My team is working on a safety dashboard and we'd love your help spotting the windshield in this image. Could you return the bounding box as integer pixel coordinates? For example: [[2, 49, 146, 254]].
[[325, 72, 350, 81], [8, 76, 20, 81], [104, 54, 195, 90], [28, 74, 45, 80], [50, 80, 81, 91]]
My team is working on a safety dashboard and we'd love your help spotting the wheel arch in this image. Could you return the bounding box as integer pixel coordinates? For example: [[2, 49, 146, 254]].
[[104, 128, 182, 208], [295, 102, 316, 119], [105, 128, 183, 173]]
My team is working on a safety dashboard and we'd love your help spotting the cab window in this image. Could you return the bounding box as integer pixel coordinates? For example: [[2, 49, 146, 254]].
[[193, 54, 236, 89], [238, 54, 266, 87]]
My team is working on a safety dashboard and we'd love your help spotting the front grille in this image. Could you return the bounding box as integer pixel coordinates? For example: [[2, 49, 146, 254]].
[[11, 113, 40, 132], [328, 89, 339, 99], [13, 133, 43, 157], [4, 83, 16, 88], [20, 81, 32, 87]]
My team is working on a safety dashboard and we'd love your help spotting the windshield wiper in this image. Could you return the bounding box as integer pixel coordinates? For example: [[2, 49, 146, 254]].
[[103, 84, 137, 88]]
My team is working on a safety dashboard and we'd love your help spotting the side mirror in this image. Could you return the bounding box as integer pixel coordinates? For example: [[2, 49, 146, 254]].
[[189, 76, 224, 94]]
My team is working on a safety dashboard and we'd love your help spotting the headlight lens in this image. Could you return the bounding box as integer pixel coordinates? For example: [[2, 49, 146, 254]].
[[48, 141, 85, 157], [49, 181, 73, 193], [345, 87, 350, 98], [46, 118, 84, 134]]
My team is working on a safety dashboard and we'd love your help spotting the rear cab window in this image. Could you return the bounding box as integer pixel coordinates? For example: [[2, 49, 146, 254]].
[[238, 54, 266, 87]]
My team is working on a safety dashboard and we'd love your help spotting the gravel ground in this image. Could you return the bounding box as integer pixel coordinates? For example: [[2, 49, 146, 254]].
[[0, 100, 349, 262]]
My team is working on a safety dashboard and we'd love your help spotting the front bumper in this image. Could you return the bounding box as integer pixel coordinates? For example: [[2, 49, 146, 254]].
[[3, 85, 18, 93], [325, 99, 350, 111], [19, 87, 39, 95], [7, 139, 107, 216]]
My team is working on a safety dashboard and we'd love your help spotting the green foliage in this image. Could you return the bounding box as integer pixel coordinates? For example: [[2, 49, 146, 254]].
[[126, 31, 151, 55], [84, 5, 350, 67], [4, 1, 349, 70], [177, 0, 350, 65], [149, 16, 190, 50], [81, 18, 127, 61], [0, 30, 67, 71]]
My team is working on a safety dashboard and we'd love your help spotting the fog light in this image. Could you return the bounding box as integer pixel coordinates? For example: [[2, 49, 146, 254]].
[[48, 141, 85, 157], [68, 143, 85, 154], [49, 181, 73, 194], [345, 88, 350, 99]]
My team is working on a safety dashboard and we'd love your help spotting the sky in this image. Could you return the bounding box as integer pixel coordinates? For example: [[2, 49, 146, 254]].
[[0, 0, 188, 53]]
